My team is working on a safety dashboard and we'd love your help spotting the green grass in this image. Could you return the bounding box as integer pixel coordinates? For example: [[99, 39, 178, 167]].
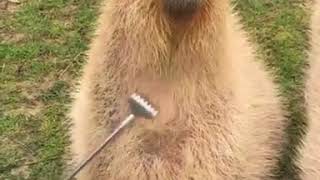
[[0, 0, 309, 179], [0, 0, 99, 179]]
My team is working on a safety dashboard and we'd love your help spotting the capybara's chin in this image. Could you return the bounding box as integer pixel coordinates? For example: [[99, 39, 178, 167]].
[[163, 0, 204, 19]]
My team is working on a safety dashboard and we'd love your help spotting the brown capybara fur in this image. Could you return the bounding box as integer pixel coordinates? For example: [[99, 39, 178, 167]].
[[297, 1, 320, 179], [69, 0, 286, 179]]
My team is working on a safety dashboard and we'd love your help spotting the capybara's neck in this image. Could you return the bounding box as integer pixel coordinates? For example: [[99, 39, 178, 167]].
[[103, 0, 229, 80]]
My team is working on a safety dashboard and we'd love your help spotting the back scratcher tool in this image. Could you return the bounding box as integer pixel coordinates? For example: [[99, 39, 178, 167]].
[[66, 93, 158, 180]]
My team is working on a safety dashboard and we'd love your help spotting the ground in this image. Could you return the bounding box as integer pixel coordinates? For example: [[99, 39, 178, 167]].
[[0, 0, 309, 179]]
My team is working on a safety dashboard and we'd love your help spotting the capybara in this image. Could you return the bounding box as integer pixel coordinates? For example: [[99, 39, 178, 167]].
[[69, 0, 286, 179]]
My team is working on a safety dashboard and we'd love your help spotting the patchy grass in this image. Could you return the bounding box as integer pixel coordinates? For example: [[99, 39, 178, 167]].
[[0, 0, 309, 179], [0, 0, 99, 178]]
